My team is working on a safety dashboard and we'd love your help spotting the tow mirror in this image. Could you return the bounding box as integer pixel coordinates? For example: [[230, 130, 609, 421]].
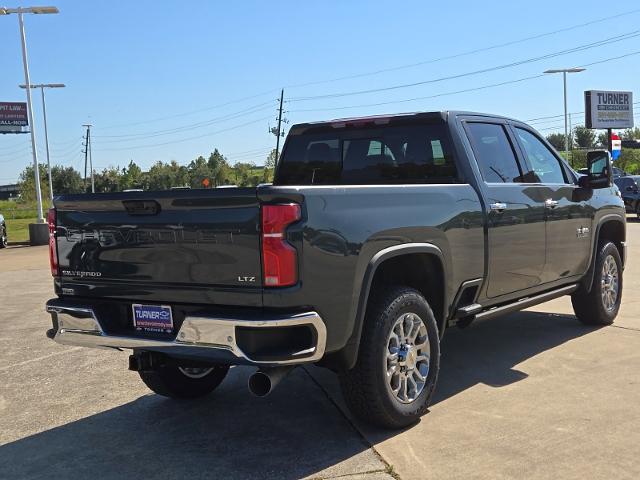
[[579, 150, 612, 189]]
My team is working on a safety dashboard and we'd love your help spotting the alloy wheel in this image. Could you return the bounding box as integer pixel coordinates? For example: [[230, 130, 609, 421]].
[[601, 254, 619, 312], [385, 312, 430, 404]]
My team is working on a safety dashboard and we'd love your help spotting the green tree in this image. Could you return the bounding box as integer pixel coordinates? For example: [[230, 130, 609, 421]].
[[188, 155, 212, 188], [545, 133, 567, 151], [121, 160, 143, 190], [596, 131, 609, 147], [18, 164, 50, 203], [573, 125, 596, 149], [262, 149, 277, 183], [616, 148, 640, 175], [94, 166, 123, 192], [208, 149, 230, 186], [232, 162, 255, 186], [51, 166, 83, 194], [144, 160, 189, 190], [622, 127, 640, 140]]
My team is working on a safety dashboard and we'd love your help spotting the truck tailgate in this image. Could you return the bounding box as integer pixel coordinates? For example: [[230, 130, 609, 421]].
[[54, 189, 263, 301]]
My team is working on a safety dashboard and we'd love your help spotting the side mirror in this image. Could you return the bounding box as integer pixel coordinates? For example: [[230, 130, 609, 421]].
[[626, 185, 635, 192], [583, 150, 612, 189]]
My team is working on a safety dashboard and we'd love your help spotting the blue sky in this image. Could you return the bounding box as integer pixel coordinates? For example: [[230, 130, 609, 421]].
[[1, 0, 639, 184]]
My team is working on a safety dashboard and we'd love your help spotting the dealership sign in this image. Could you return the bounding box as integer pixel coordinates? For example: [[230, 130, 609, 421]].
[[585, 90, 634, 129], [0, 102, 28, 133]]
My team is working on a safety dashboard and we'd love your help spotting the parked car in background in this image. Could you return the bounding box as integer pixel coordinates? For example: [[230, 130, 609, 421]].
[[614, 175, 640, 218], [0, 213, 7, 248]]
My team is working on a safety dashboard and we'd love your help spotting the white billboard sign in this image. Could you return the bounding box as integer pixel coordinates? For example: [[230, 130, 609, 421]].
[[585, 90, 634, 129]]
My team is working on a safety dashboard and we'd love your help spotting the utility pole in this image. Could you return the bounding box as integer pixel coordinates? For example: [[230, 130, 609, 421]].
[[82, 124, 94, 193], [269, 89, 287, 167], [275, 89, 284, 163]]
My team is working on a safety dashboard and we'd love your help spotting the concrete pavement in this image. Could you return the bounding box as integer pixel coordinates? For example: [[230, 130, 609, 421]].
[[309, 219, 640, 480], [1, 221, 640, 479]]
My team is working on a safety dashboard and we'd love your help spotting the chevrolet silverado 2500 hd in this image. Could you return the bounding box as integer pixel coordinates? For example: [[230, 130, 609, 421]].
[[45, 111, 625, 428]]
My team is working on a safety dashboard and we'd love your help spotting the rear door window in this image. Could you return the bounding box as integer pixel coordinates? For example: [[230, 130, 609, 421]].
[[465, 123, 523, 183], [276, 123, 457, 185]]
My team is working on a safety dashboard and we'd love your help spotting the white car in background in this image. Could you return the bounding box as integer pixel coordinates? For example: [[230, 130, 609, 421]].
[[0, 213, 6, 248]]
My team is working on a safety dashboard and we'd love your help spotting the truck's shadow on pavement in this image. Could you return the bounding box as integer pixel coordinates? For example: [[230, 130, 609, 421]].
[[1, 310, 598, 479], [432, 310, 598, 406]]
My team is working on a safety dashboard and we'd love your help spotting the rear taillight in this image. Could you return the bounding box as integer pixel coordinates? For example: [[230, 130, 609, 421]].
[[47, 208, 59, 276], [261, 204, 301, 287]]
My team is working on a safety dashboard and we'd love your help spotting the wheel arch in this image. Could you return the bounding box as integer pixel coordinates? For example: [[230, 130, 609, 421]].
[[582, 215, 626, 292], [333, 243, 447, 371]]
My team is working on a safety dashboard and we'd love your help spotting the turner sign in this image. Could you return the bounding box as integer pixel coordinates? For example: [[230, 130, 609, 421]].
[[585, 90, 634, 129], [0, 102, 28, 127]]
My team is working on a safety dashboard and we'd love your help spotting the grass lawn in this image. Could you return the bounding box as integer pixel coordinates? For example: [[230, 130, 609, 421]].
[[5, 218, 34, 243]]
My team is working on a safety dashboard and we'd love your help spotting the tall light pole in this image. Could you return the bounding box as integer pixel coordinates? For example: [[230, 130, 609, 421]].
[[543, 68, 586, 162], [20, 83, 65, 202], [0, 6, 59, 225]]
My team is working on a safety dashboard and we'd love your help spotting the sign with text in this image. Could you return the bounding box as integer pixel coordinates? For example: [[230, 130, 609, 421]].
[[585, 90, 634, 129], [0, 102, 28, 134]]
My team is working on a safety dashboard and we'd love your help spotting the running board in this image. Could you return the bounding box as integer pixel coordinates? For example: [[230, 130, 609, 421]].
[[474, 284, 579, 322]]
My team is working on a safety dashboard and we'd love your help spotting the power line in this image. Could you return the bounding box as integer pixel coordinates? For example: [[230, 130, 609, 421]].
[[98, 88, 280, 130], [94, 116, 272, 152], [0, 138, 30, 152], [92, 101, 275, 143], [224, 146, 272, 157], [287, 30, 640, 102], [288, 74, 545, 114], [227, 149, 272, 162], [0, 144, 32, 157], [286, 50, 640, 115], [284, 8, 640, 89]]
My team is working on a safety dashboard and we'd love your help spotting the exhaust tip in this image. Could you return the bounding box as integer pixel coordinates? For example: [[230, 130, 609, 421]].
[[248, 371, 273, 397]]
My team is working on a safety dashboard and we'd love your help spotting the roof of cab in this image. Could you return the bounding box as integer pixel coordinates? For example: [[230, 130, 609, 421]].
[[289, 110, 522, 133]]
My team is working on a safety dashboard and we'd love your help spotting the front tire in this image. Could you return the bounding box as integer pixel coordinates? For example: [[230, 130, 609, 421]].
[[571, 241, 622, 325], [139, 363, 229, 399], [339, 286, 440, 429]]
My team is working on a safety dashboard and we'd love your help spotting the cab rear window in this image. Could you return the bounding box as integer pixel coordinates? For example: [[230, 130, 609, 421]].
[[275, 124, 457, 185]]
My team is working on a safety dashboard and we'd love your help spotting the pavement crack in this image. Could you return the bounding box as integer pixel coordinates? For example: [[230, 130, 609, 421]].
[[612, 325, 640, 333], [0, 347, 82, 372], [310, 467, 390, 479], [300, 366, 401, 480]]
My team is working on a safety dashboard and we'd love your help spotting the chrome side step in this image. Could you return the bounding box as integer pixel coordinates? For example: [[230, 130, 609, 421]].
[[456, 303, 482, 318], [474, 284, 579, 322]]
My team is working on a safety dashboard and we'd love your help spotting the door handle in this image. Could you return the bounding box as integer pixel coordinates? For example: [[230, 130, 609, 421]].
[[545, 199, 559, 209], [490, 202, 507, 213]]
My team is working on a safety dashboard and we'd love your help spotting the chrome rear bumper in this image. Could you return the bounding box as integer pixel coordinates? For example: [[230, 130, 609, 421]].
[[46, 303, 326, 365]]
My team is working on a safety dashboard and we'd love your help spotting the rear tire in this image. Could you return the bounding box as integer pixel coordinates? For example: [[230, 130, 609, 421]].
[[571, 241, 622, 325], [139, 363, 229, 399], [339, 286, 440, 429], [0, 223, 7, 248]]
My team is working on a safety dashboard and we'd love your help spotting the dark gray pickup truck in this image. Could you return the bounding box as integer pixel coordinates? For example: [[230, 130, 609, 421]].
[[45, 111, 626, 428]]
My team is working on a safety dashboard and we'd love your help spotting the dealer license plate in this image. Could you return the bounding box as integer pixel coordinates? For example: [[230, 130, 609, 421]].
[[132, 304, 174, 333]]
